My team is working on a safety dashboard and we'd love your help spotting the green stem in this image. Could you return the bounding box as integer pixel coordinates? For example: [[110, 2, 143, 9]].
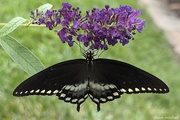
[[0, 23, 45, 27]]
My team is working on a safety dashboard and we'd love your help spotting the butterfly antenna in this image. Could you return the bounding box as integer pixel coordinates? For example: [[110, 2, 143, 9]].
[[74, 41, 86, 55], [97, 50, 105, 58], [93, 49, 98, 56]]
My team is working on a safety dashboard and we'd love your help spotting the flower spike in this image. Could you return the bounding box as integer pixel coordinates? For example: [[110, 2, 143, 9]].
[[30, 2, 145, 50]]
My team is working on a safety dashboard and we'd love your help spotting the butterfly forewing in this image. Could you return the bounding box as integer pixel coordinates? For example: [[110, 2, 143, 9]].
[[94, 59, 169, 94]]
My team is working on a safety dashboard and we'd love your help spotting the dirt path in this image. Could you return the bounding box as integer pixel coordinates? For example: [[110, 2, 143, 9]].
[[139, 0, 180, 55]]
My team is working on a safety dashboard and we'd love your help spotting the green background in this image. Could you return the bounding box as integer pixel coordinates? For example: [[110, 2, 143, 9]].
[[0, 0, 179, 120]]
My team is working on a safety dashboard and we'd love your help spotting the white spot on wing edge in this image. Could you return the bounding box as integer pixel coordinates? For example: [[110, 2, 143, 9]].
[[108, 84, 115, 89], [71, 98, 78, 103], [59, 89, 63, 93], [65, 97, 71, 101], [104, 85, 109, 90], [120, 88, 126, 93], [46, 90, 52, 94], [128, 88, 133, 92], [147, 87, 152, 91], [62, 85, 66, 90], [35, 89, 40, 93], [84, 94, 88, 98], [60, 93, 66, 98], [40, 89, 45, 93], [107, 96, 113, 100], [53, 90, 59, 94], [113, 92, 119, 96], [100, 98, 107, 102], [65, 85, 71, 90], [89, 94, 93, 99], [135, 88, 140, 92], [93, 98, 99, 103], [78, 98, 84, 103], [141, 87, 146, 91], [30, 90, 34, 93], [69, 86, 75, 91]]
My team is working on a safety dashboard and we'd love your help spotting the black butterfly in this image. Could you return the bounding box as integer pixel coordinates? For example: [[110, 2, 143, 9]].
[[13, 51, 169, 112]]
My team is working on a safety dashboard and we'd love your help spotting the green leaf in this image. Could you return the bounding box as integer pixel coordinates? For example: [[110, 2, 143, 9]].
[[0, 35, 44, 75], [36, 3, 53, 12], [0, 17, 27, 37]]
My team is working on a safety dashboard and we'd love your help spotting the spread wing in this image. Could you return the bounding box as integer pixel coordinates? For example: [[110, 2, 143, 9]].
[[13, 59, 89, 111], [13, 58, 169, 112], [87, 58, 169, 111]]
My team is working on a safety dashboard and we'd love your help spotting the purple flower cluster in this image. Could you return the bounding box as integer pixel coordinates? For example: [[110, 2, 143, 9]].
[[30, 2, 145, 50]]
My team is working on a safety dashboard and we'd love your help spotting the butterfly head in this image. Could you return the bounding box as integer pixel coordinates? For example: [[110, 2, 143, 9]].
[[83, 50, 94, 66]]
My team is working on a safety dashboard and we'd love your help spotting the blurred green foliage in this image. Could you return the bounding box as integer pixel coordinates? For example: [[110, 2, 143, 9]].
[[0, 0, 179, 120]]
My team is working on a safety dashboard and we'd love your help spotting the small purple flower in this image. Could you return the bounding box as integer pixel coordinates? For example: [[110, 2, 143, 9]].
[[73, 20, 80, 29], [77, 34, 87, 42], [30, 3, 145, 50], [93, 22, 101, 31], [46, 20, 54, 30], [105, 5, 110, 10], [62, 2, 72, 10], [56, 18, 61, 24], [135, 19, 146, 33], [38, 17, 45, 24], [68, 40, 73, 46], [61, 19, 69, 26], [81, 22, 88, 30], [45, 10, 53, 17], [58, 28, 68, 42]]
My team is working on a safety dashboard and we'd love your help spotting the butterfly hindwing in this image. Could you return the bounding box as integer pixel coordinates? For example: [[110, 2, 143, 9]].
[[87, 63, 123, 111]]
